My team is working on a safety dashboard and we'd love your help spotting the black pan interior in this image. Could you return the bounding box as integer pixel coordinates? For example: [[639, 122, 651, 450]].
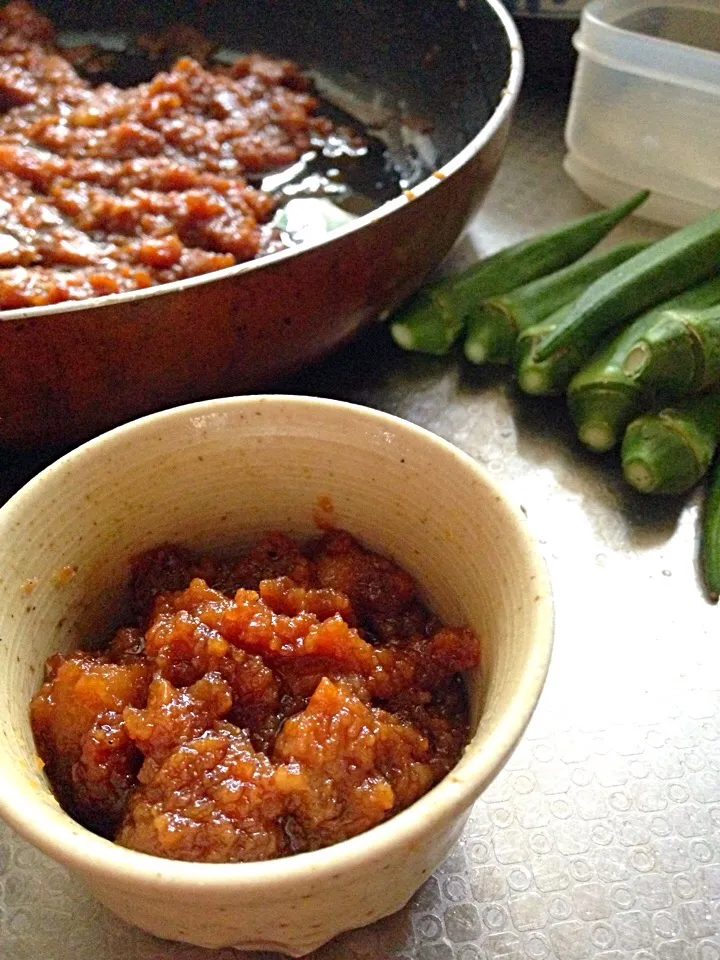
[[30, 0, 513, 190]]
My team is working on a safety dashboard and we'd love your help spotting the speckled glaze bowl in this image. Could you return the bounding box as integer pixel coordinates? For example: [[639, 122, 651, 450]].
[[0, 396, 552, 955]]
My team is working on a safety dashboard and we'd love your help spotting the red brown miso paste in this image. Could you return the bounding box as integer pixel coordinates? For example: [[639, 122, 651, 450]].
[[0, 1, 342, 308], [30, 530, 480, 863]]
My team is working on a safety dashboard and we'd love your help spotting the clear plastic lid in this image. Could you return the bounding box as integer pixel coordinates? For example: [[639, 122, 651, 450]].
[[577, 0, 720, 94]]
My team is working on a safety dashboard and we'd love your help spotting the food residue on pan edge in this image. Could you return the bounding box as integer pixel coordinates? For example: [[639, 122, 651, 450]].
[[0, 1, 425, 310]]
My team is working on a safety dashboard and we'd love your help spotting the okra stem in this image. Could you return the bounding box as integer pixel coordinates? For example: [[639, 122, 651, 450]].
[[622, 303, 720, 393], [622, 390, 720, 495], [568, 277, 720, 452], [515, 304, 578, 396]]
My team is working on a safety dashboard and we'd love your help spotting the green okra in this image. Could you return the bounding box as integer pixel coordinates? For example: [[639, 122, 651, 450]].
[[463, 241, 649, 366], [622, 389, 720, 495], [389, 190, 650, 355], [568, 277, 720, 452], [533, 209, 720, 365], [701, 454, 720, 603], [622, 302, 720, 393], [515, 303, 578, 396]]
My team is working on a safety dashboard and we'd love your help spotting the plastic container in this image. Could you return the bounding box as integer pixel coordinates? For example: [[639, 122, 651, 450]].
[[564, 0, 720, 226]]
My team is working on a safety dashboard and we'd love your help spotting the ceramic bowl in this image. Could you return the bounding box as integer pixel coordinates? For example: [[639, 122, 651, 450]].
[[0, 396, 553, 955]]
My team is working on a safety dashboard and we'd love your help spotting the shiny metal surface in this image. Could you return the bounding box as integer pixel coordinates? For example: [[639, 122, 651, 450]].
[[3, 78, 719, 960]]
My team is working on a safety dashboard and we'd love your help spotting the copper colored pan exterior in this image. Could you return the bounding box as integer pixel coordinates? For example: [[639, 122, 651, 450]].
[[0, 0, 522, 448]]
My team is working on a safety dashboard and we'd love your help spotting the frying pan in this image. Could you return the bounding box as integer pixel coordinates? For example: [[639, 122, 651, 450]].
[[0, 0, 522, 448]]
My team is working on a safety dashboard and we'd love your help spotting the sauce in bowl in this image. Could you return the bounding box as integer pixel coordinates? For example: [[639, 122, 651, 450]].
[[30, 530, 480, 863]]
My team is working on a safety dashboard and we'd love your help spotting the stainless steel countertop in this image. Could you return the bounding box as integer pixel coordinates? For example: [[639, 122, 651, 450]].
[[3, 73, 720, 960]]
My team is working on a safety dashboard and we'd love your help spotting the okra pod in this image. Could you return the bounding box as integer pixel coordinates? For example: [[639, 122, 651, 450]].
[[568, 277, 720, 452], [621, 389, 720, 495], [464, 241, 649, 366], [533, 209, 720, 364], [701, 455, 720, 603], [515, 304, 579, 396], [390, 190, 650, 355], [622, 303, 720, 393]]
